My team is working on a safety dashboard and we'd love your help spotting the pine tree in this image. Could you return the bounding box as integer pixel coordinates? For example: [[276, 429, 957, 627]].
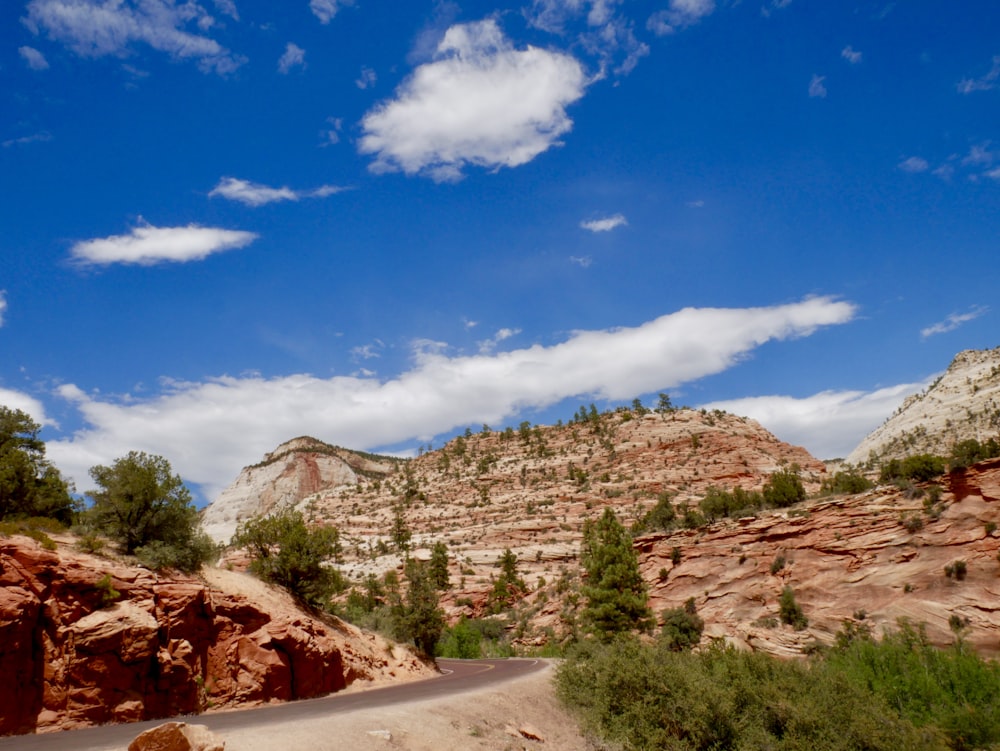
[[581, 507, 654, 640]]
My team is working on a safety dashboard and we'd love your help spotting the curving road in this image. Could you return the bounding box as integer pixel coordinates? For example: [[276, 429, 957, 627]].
[[0, 659, 545, 751]]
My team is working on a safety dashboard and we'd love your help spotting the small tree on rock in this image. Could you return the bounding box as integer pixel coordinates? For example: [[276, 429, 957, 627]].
[[0, 406, 76, 524]]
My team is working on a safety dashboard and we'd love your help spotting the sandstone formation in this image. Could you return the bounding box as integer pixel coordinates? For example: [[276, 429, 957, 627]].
[[632, 458, 1000, 658], [0, 538, 432, 736], [201, 437, 400, 545], [128, 722, 225, 751], [846, 347, 1000, 466]]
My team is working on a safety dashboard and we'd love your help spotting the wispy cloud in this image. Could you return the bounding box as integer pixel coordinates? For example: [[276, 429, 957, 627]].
[[570, 255, 593, 268], [19, 45, 50, 70], [0, 290, 7, 327], [647, 0, 716, 35], [957, 55, 1000, 94], [2, 131, 52, 148], [278, 43, 306, 74], [526, 0, 648, 74], [23, 0, 246, 74], [209, 177, 347, 206], [70, 220, 258, 266], [310, 0, 353, 24], [356, 66, 377, 89], [808, 74, 827, 98], [359, 19, 587, 181], [920, 305, 989, 339], [701, 379, 930, 460], [898, 156, 929, 173], [477, 327, 521, 354], [760, 0, 793, 18], [841, 45, 862, 64], [580, 214, 627, 232], [45, 296, 857, 499]]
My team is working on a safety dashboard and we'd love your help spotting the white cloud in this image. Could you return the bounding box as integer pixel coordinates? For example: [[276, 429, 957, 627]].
[[359, 19, 587, 181], [570, 255, 593, 268], [477, 327, 521, 354], [526, 0, 646, 74], [961, 143, 994, 167], [700, 379, 929, 461], [310, 0, 353, 24], [2, 131, 53, 148], [841, 45, 862, 64], [647, 0, 715, 36], [70, 221, 258, 266], [277, 42, 306, 74], [19, 45, 50, 70], [0, 387, 51, 427], [987, 166, 1000, 181], [0, 290, 6, 327], [356, 66, 377, 89], [23, 0, 246, 74], [580, 213, 627, 232], [212, 0, 238, 20], [760, 0, 793, 18], [321, 116, 343, 146], [808, 74, 827, 98], [920, 305, 989, 338], [898, 156, 929, 173], [957, 55, 1000, 94], [45, 296, 856, 499], [209, 177, 345, 206]]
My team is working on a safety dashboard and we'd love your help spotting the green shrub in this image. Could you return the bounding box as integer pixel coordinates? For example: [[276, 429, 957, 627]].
[[763, 467, 806, 508], [880, 454, 946, 484], [659, 598, 704, 651], [779, 586, 808, 630], [770, 554, 786, 574], [94, 574, 120, 608], [821, 470, 875, 495]]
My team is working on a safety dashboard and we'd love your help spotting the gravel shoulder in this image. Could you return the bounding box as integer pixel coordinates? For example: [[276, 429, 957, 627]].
[[215, 660, 596, 751]]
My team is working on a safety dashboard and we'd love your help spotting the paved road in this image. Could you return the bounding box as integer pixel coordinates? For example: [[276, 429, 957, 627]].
[[0, 659, 545, 751]]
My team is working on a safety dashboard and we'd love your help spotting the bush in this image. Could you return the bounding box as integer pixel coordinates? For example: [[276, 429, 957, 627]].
[[880, 454, 946, 484], [659, 598, 704, 651], [763, 467, 806, 508], [821, 470, 875, 495], [949, 438, 1000, 471], [779, 586, 808, 630], [632, 492, 677, 535], [0, 407, 77, 524], [233, 508, 345, 608]]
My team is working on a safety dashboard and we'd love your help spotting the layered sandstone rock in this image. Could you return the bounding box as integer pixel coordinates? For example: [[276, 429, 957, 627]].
[[0, 540, 431, 736], [846, 347, 1000, 466], [633, 458, 1000, 658], [201, 437, 399, 544]]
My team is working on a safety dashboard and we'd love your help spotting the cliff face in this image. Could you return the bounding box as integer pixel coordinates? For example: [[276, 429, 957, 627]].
[[0, 538, 431, 736], [846, 347, 1000, 466], [201, 437, 399, 545]]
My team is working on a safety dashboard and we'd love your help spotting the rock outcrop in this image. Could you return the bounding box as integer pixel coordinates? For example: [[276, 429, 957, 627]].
[[633, 458, 1000, 658], [0, 539, 432, 736], [128, 722, 225, 751], [846, 347, 1000, 466], [201, 437, 400, 544]]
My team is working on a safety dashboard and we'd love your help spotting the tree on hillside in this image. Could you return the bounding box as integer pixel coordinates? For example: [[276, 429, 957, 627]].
[[488, 548, 526, 612], [233, 508, 344, 608], [0, 406, 76, 523], [398, 558, 445, 656], [581, 507, 654, 641], [429, 540, 451, 590], [85, 451, 214, 572]]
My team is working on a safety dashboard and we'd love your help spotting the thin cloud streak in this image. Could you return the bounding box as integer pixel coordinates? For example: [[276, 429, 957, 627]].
[[581, 214, 627, 232], [45, 296, 857, 500], [920, 306, 989, 338], [70, 221, 258, 265], [209, 177, 346, 206]]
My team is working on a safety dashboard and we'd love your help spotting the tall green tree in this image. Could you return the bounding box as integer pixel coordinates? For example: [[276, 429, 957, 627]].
[[581, 508, 654, 641], [399, 558, 445, 656], [85, 451, 213, 572], [0, 406, 76, 523], [233, 508, 344, 608], [429, 540, 451, 590]]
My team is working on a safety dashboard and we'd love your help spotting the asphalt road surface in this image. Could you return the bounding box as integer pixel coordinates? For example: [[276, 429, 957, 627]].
[[0, 658, 545, 751]]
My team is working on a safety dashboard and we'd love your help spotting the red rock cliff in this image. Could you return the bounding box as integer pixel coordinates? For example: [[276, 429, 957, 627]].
[[0, 540, 431, 736]]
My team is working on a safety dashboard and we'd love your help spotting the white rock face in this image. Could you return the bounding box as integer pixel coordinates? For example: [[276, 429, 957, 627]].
[[200, 437, 396, 544], [846, 347, 1000, 465]]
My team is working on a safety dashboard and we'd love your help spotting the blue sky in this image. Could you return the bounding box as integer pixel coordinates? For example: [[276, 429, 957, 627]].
[[2, 0, 997, 504]]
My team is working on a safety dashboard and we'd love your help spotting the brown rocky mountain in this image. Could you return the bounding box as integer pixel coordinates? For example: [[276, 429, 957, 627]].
[[0, 534, 431, 735], [846, 346, 1000, 466]]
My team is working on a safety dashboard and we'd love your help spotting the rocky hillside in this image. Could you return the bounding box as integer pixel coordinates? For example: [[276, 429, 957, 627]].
[[0, 534, 431, 735], [846, 347, 1000, 466], [207, 395, 1000, 660], [201, 436, 401, 544]]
